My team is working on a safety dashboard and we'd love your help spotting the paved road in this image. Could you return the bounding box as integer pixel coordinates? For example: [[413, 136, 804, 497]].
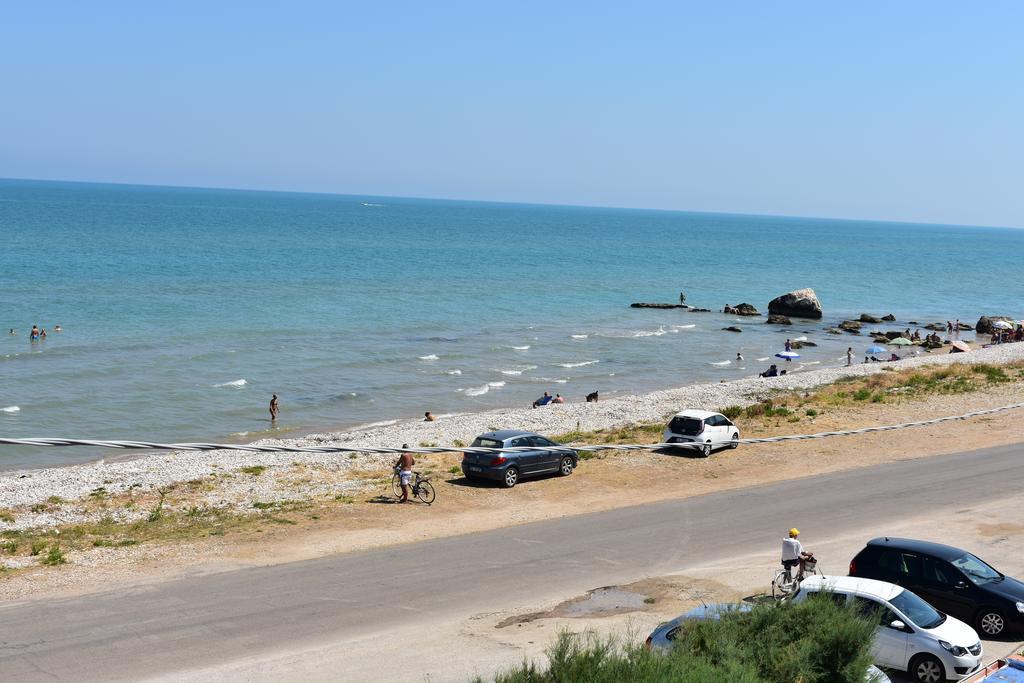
[[2, 443, 1023, 681]]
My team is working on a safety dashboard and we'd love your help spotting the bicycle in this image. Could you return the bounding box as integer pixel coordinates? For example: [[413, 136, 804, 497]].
[[771, 555, 819, 600], [391, 469, 436, 505]]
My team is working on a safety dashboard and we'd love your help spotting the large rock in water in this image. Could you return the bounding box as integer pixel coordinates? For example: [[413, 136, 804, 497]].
[[767, 288, 822, 319], [976, 316, 1014, 335], [839, 320, 862, 332], [766, 314, 792, 325], [734, 303, 760, 316], [859, 313, 881, 323]]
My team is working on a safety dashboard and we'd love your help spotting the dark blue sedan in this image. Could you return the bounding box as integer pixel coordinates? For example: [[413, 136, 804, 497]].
[[461, 429, 577, 488]]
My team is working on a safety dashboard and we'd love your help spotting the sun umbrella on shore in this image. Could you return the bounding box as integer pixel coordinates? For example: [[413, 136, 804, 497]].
[[889, 337, 913, 346], [951, 340, 970, 353], [865, 345, 886, 355], [992, 320, 1013, 330], [775, 351, 799, 360]]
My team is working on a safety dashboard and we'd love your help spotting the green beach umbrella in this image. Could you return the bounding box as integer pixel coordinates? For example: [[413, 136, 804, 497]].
[[890, 337, 913, 346]]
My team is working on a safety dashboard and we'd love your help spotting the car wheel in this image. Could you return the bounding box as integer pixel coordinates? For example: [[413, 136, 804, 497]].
[[558, 456, 574, 476], [700, 442, 712, 457], [502, 467, 519, 488], [976, 608, 1005, 636], [728, 432, 739, 449], [909, 654, 945, 683]]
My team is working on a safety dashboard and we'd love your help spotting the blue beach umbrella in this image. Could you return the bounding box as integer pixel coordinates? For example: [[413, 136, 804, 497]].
[[866, 345, 886, 354], [775, 351, 800, 360]]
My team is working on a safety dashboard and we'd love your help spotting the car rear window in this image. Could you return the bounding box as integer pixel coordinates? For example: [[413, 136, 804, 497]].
[[669, 417, 704, 435], [471, 437, 503, 448]]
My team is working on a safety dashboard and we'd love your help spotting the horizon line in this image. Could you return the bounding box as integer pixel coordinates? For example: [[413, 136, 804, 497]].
[[2, 175, 1020, 232]]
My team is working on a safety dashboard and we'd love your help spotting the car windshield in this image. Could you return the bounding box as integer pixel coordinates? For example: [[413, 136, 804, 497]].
[[890, 588, 945, 629], [669, 417, 704, 435], [951, 553, 1001, 585], [471, 437, 503, 448]]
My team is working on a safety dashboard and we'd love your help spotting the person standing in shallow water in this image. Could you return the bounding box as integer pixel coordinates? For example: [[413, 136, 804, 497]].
[[269, 394, 279, 422], [847, 347, 853, 366]]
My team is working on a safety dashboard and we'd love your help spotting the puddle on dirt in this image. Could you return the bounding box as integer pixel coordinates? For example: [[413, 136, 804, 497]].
[[562, 587, 648, 617]]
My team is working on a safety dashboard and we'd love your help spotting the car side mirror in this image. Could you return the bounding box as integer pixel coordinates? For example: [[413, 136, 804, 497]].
[[889, 620, 908, 632], [955, 581, 968, 590]]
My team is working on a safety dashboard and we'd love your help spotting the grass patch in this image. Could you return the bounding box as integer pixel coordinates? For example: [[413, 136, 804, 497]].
[[47, 495, 65, 505], [852, 388, 871, 401], [239, 465, 267, 476], [41, 545, 66, 566], [30, 539, 48, 556], [448, 465, 461, 474], [252, 501, 276, 510], [452, 439, 466, 448], [0, 540, 17, 554], [805, 409, 818, 417], [0, 510, 14, 523], [93, 538, 138, 548]]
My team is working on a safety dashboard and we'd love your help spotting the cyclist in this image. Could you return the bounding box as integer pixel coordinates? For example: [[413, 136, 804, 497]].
[[781, 528, 813, 580], [394, 444, 415, 503]]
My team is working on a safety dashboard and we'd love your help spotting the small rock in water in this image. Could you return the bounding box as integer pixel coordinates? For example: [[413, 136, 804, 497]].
[[882, 314, 896, 321], [722, 326, 742, 333]]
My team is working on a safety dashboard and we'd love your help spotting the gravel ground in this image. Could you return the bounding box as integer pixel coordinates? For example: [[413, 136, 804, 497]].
[[3, 342, 1024, 529]]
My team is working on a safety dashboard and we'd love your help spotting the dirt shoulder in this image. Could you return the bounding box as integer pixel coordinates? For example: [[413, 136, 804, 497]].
[[2, 363, 1024, 602]]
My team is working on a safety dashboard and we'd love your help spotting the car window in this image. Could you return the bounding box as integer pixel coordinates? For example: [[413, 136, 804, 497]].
[[852, 596, 901, 627], [471, 437, 503, 448], [923, 557, 956, 584], [951, 553, 1001, 585], [889, 589, 944, 629], [877, 550, 921, 579], [509, 438, 529, 448], [529, 436, 556, 447], [669, 417, 704, 435]]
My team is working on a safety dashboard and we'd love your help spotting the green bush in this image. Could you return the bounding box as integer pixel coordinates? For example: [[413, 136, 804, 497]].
[[805, 409, 818, 417], [481, 594, 875, 683], [852, 389, 871, 401], [720, 406, 744, 420]]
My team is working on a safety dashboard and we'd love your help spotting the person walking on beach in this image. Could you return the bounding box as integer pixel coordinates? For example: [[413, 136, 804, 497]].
[[846, 347, 853, 366], [395, 445, 415, 503], [269, 394, 279, 422]]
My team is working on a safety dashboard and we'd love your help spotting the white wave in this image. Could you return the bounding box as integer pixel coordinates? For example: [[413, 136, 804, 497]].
[[710, 360, 731, 366], [509, 345, 530, 351], [631, 326, 667, 337], [487, 381, 506, 388], [465, 384, 490, 397], [803, 360, 821, 365], [555, 360, 599, 368], [499, 364, 538, 376], [214, 379, 247, 388], [445, 369, 462, 375], [1, 406, 20, 413], [418, 354, 439, 361], [355, 419, 399, 430], [756, 357, 770, 362], [536, 376, 570, 384], [570, 334, 588, 339], [793, 336, 808, 341], [361, 202, 385, 207]]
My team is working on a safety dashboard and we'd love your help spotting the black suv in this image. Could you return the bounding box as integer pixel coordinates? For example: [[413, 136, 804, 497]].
[[849, 537, 1024, 637]]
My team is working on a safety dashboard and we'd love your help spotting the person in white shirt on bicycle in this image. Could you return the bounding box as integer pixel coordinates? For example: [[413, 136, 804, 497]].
[[781, 528, 813, 580]]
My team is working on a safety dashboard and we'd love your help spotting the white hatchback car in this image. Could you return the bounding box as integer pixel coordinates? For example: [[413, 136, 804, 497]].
[[794, 575, 983, 682], [662, 409, 739, 456]]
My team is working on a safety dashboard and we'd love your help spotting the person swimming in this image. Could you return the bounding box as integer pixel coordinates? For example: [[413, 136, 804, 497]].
[[30, 325, 39, 340]]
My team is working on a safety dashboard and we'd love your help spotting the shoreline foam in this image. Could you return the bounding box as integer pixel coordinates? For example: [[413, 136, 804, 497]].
[[2, 343, 1024, 516]]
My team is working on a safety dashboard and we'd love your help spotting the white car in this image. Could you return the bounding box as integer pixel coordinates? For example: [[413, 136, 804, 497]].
[[662, 409, 739, 456], [793, 575, 983, 682]]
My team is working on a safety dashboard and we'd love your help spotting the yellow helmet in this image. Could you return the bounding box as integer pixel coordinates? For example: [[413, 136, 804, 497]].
[[789, 528, 800, 537]]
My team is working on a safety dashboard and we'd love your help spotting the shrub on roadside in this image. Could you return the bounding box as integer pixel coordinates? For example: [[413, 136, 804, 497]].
[[480, 593, 875, 683], [720, 406, 743, 420]]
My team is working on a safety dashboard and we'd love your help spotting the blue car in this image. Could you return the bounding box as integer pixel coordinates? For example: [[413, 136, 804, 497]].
[[461, 429, 576, 488]]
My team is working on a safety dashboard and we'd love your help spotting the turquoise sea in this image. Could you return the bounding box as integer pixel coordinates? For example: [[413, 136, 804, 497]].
[[2, 179, 1022, 469]]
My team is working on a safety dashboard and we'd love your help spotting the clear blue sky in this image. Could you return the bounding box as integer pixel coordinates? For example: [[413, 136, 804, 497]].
[[2, 2, 1022, 226]]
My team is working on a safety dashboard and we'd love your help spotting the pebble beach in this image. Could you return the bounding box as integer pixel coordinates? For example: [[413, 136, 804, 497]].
[[3, 340, 1024, 531]]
